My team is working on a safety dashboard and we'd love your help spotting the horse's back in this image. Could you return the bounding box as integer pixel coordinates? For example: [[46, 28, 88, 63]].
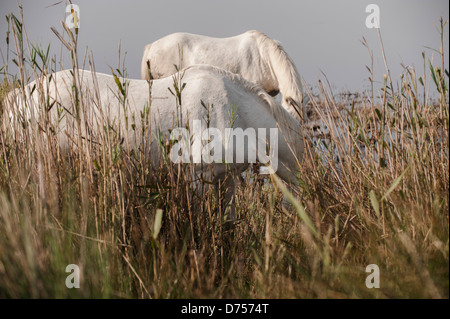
[[142, 31, 261, 80]]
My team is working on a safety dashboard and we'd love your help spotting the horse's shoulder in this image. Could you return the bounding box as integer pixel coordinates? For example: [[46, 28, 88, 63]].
[[244, 30, 267, 40], [244, 30, 263, 35]]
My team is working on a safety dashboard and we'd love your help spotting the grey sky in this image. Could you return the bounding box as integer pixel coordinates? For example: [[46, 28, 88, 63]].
[[0, 0, 448, 96]]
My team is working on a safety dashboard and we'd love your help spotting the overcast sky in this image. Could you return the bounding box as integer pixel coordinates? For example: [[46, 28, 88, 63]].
[[0, 0, 448, 96]]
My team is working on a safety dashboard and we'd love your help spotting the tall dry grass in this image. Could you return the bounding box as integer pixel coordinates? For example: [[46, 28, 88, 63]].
[[0, 8, 448, 298]]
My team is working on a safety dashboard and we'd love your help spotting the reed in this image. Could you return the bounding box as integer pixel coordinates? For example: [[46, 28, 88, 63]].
[[0, 9, 447, 298]]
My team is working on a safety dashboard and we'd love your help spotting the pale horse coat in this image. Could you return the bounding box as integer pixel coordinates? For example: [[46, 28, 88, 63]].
[[141, 30, 309, 122], [3, 65, 304, 220]]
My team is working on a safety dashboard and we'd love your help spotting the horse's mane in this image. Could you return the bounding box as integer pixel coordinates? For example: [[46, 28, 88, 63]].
[[248, 30, 306, 115], [182, 64, 300, 132]]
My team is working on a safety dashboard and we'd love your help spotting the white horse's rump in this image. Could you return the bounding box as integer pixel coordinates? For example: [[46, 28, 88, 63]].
[[4, 65, 304, 219], [141, 30, 308, 122]]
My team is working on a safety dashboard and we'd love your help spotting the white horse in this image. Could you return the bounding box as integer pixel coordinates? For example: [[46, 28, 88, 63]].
[[141, 30, 309, 122], [3, 65, 304, 221]]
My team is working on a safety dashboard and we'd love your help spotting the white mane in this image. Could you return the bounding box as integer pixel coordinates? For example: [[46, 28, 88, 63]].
[[250, 30, 308, 118], [181, 64, 301, 133]]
